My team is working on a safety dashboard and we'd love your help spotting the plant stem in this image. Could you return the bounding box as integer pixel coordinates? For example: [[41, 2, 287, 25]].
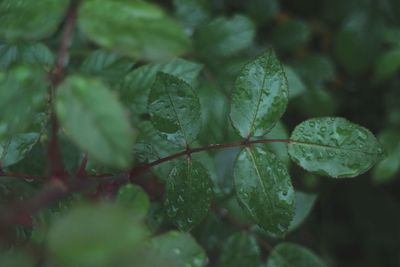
[[129, 138, 291, 179], [48, 3, 78, 181]]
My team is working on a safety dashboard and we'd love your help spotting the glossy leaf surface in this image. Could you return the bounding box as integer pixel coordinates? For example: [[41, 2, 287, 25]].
[[0, 43, 54, 70], [0, 0, 69, 41], [56, 76, 135, 169], [288, 117, 384, 178], [234, 146, 295, 236], [78, 0, 190, 61], [266, 243, 326, 267], [148, 72, 201, 146], [230, 49, 288, 138], [165, 159, 213, 231]]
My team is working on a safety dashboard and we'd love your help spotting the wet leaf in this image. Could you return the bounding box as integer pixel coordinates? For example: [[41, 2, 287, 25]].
[[148, 72, 201, 147], [0, 133, 40, 168], [150, 231, 207, 267], [234, 146, 295, 237], [230, 49, 288, 138], [288, 117, 384, 178], [0, 0, 69, 41], [78, 0, 190, 61], [165, 159, 213, 231], [266, 242, 327, 267], [217, 232, 261, 267], [55, 76, 135, 170]]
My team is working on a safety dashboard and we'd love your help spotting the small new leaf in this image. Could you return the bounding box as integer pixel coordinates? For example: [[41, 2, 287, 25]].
[[288, 117, 384, 178], [234, 146, 295, 237], [230, 49, 288, 138]]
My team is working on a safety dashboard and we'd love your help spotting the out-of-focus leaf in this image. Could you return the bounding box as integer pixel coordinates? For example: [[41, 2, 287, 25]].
[[372, 129, 400, 184], [288, 191, 317, 232], [374, 49, 400, 82], [80, 49, 134, 83], [272, 19, 311, 52], [0, 66, 47, 141], [195, 15, 255, 59], [47, 203, 148, 267], [289, 117, 384, 178], [173, 0, 210, 34], [78, 0, 190, 61], [116, 184, 150, 219], [266, 242, 327, 267], [150, 231, 207, 267], [0, 43, 54, 70], [284, 66, 306, 100], [56, 76, 135, 170], [217, 232, 261, 267], [0, 0, 69, 41]]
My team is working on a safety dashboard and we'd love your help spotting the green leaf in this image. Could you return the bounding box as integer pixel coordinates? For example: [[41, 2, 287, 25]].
[[165, 159, 213, 231], [148, 72, 202, 147], [173, 0, 210, 34], [372, 129, 400, 184], [0, 0, 70, 41], [0, 66, 47, 140], [150, 231, 207, 267], [288, 191, 317, 232], [244, 0, 279, 24], [0, 133, 40, 168], [55, 76, 135, 170], [78, 0, 190, 61], [230, 49, 289, 138], [234, 146, 295, 237], [288, 117, 384, 178], [374, 49, 400, 82], [120, 58, 202, 117], [0, 43, 55, 70], [291, 55, 335, 86], [0, 251, 35, 267], [264, 121, 290, 167], [217, 232, 261, 267], [334, 13, 381, 76], [283, 66, 306, 100], [272, 19, 311, 52], [80, 49, 134, 83], [266, 243, 326, 267], [116, 184, 150, 219], [195, 15, 255, 59], [47, 203, 148, 267]]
